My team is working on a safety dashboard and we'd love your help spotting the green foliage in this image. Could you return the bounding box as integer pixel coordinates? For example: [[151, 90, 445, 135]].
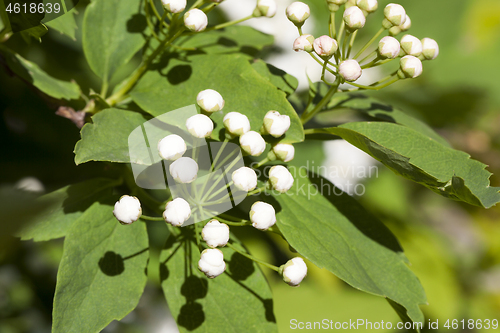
[[160, 231, 277, 333], [82, 0, 146, 83], [311, 122, 500, 208], [74, 109, 149, 165], [18, 178, 119, 241], [46, 9, 78, 40], [52, 202, 149, 333], [275, 169, 427, 326], [0, 44, 80, 99]]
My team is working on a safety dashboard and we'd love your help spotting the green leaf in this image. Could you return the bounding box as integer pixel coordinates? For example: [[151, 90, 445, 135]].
[[18, 178, 118, 241], [314, 122, 500, 208], [327, 94, 450, 146], [0, 45, 80, 100], [130, 54, 304, 144], [176, 26, 273, 57], [160, 230, 277, 333], [82, 0, 146, 82], [20, 23, 48, 42], [53, 202, 149, 333], [251, 60, 298, 96], [74, 108, 148, 165], [46, 8, 77, 40], [275, 169, 427, 327]]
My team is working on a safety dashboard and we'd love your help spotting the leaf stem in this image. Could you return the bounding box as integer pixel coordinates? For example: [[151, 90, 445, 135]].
[[347, 76, 399, 90], [353, 26, 385, 60], [140, 215, 165, 221], [205, 15, 254, 31], [226, 242, 280, 272], [300, 77, 341, 124]]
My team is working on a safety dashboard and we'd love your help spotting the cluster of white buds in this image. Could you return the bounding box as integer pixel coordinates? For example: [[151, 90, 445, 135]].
[[378, 36, 400, 59], [269, 165, 294, 193], [197, 89, 225, 113], [286, 2, 310, 27], [184, 9, 208, 32], [161, 0, 186, 14], [343, 6, 365, 31], [202, 219, 230, 248], [158, 134, 186, 161], [169, 157, 199, 183], [356, 0, 377, 14], [113, 195, 142, 225], [400, 34, 422, 57], [186, 114, 214, 138], [262, 111, 291, 137], [421, 38, 439, 60], [399, 55, 423, 78], [280, 257, 308, 286], [254, 0, 277, 18], [293, 34, 315, 52], [383, 3, 406, 28], [313, 35, 338, 57], [232, 167, 258, 191], [250, 201, 276, 230], [223, 112, 251, 136], [240, 131, 266, 156], [389, 14, 411, 36], [272, 143, 295, 162], [198, 248, 226, 278], [339, 59, 362, 82], [163, 197, 191, 227]]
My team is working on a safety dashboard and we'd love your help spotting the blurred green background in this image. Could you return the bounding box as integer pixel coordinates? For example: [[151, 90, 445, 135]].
[[1, 0, 499, 332]]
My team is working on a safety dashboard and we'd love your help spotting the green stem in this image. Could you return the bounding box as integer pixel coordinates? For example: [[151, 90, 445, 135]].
[[300, 77, 341, 124], [205, 180, 233, 201], [106, 28, 185, 106], [189, 0, 206, 11], [336, 21, 345, 60], [361, 57, 394, 69], [205, 15, 254, 31], [353, 26, 385, 60], [194, 218, 202, 252], [346, 30, 357, 59], [226, 243, 280, 272], [346, 76, 399, 90], [252, 157, 269, 169], [247, 185, 267, 196], [200, 154, 242, 202], [216, 217, 250, 226], [309, 54, 337, 73], [140, 215, 165, 221], [359, 50, 377, 64], [329, 12, 336, 39]]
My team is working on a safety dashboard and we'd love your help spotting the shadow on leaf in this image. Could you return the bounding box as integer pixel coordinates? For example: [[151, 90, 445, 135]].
[[177, 301, 205, 331]]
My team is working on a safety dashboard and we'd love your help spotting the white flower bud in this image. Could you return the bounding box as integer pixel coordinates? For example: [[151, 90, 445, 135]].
[[388, 14, 411, 36], [378, 36, 400, 59], [343, 6, 366, 31], [161, 0, 186, 13], [272, 143, 295, 162], [286, 2, 310, 26], [232, 167, 258, 191], [163, 197, 191, 226], [313, 35, 338, 57], [158, 134, 186, 161], [339, 59, 362, 82], [223, 112, 251, 136], [383, 3, 406, 28], [250, 201, 276, 230], [255, 0, 277, 18], [421, 38, 439, 60], [263, 110, 291, 138], [400, 34, 422, 57], [184, 9, 208, 32], [186, 114, 214, 138], [169, 157, 198, 183], [198, 248, 226, 278], [239, 131, 266, 156], [197, 89, 225, 112], [281, 257, 307, 286], [269, 165, 294, 193], [356, 0, 377, 13], [113, 195, 142, 225], [293, 34, 315, 52], [202, 219, 230, 248], [399, 55, 423, 78]]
